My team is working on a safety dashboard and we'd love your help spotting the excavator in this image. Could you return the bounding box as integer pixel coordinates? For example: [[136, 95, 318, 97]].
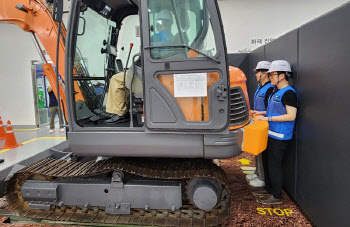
[[0, 0, 258, 226]]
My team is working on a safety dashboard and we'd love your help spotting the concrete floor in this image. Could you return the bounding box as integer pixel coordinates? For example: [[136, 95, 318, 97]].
[[0, 123, 66, 174]]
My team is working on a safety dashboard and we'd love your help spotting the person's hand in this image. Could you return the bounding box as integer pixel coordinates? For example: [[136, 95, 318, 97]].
[[254, 115, 268, 121], [251, 111, 265, 116], [47, 86, 52, 92]]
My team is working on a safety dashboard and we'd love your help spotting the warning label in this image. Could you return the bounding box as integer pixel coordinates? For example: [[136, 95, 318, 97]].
[[174, 73, 207, 98]]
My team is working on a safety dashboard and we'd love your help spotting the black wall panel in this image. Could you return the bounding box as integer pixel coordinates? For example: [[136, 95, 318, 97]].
[[227, 53, 249, 76], [264, 29, 299, 199], [238, 2, 350, 226], [297, 3, 350, 227], [264, 29, 299, 89]]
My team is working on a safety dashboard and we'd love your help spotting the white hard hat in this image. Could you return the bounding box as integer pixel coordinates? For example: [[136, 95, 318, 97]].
[[267, 60, 292, 73], [156, 9, 173, 24], [253, 61, 270, 72]]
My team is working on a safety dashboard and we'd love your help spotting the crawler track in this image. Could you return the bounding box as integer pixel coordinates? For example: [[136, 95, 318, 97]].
[[6, 157, 230, 226]]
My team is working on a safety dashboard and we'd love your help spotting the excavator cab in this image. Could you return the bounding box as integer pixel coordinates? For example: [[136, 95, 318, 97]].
[[65, 0, 249, 159], [69, 0, 230, 127]]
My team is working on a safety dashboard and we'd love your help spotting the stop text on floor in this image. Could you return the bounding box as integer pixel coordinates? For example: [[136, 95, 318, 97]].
[[257, 208, 293, 216]]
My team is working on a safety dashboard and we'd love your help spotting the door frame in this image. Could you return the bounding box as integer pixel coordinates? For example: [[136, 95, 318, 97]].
[[140, 0, 230, 132]]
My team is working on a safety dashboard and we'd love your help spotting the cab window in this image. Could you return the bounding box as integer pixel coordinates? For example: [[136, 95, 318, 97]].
[[148, 0, 217, 60]]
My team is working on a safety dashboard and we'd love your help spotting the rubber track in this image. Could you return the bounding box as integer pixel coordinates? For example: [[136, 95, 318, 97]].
[[5, 157, 230, 226]]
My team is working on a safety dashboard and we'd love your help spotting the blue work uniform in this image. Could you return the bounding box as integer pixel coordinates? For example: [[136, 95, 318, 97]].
[[151, 30, 174, 44], [150, 30, 174, 59], [254, 82, 275, 111], [253, 82, 274, 182], [263, 86, 298, 199], [266, 86, 297, 140]]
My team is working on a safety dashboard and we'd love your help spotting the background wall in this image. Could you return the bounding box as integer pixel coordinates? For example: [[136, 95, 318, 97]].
[[0, 24, 40, 126], [0, 1, 70, 127], [218, 0, 349, 53], [245, 3, 350, 226]]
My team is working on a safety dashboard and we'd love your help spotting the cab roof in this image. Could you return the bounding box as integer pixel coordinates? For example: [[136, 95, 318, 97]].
[[82, 0, 139, 24]]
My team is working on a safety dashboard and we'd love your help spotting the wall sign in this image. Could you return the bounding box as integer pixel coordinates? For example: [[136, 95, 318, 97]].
[[251, 38, 275, 45]]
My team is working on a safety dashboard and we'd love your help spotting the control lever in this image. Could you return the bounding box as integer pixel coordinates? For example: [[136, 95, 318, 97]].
[[123, 43, 134, 92], [123, 43, 134, 128]]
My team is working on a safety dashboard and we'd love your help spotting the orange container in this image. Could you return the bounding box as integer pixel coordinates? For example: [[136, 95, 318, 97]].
[[242, 120, 269, 156]]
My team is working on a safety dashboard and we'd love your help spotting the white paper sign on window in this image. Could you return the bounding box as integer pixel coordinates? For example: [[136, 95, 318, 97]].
[[174, 73, 207, 97]]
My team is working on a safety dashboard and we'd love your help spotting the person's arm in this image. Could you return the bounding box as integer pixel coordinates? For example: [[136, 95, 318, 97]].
[[255, 106, 297, 121], [47, 86, 52, 92], [250, 110, 266, 116], [255, 90, 297, 121]]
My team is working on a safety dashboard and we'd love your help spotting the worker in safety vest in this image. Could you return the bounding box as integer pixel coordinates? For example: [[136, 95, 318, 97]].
[[246, 61, 275, 188], [253, 60, 298, 205]]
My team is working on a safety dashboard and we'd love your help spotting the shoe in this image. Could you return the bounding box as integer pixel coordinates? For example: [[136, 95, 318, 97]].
[[252, 188, 269, 196], [213, 159, 220, 166], [252, 187, 265, 192], [94, 109, 114, 119], [246, 174, 258, 181], [49, 129, 55, 134], [257, 195, 282, 205], [105, 114, 129, 124], [254, 194, 270, 200], [90, 115, 101, 122], [249, 178, 265, 187], [60, 128, 65, 133], [0, 199, 8, 209]]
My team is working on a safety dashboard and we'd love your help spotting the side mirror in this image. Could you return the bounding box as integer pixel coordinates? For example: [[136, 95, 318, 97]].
[[52, 0, 63, 23]]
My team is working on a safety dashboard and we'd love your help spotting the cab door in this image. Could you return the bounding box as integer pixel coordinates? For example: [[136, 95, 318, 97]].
[[141, 0, 229, 132]]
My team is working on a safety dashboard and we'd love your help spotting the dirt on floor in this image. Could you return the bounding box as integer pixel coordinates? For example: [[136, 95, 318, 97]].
[[0, 152, 312, 227], [221, 152, 313, 227]]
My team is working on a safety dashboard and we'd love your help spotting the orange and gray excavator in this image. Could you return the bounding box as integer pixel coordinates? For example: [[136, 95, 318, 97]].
[[0, 0, 262, 226]]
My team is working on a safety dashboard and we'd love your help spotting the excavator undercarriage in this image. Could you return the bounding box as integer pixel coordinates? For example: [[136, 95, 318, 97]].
[[7, 157, 230, 226]]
